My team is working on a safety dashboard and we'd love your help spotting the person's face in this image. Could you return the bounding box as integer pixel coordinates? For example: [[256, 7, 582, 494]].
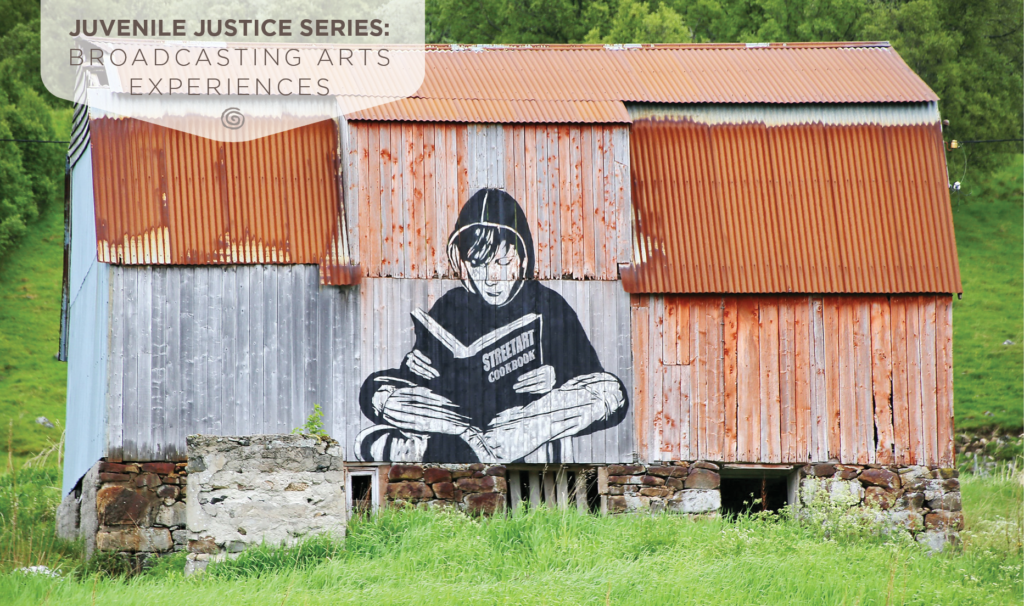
[[464, 242, 522, 306]]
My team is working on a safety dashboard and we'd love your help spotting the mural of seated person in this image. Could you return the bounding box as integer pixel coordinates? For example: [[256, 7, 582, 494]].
[[357, 188, 628, 464]]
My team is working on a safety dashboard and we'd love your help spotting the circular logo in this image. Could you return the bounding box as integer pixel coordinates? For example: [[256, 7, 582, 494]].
[[221, 108, 244, 130]]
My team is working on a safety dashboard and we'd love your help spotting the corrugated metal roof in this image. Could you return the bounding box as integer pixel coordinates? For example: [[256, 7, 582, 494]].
[[90, 117, 358, 284], [626, 102, 941, 126], [345, 98, 631, 123], [622, 118, 961, 294], [408, 43, 937, 105], [88, 40, 938, 123]]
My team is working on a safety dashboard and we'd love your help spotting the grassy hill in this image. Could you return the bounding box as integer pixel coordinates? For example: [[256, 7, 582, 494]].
[[0, 156, 1021, 465], [950, 155, 1024, 433], [0, 205, 66, 463]]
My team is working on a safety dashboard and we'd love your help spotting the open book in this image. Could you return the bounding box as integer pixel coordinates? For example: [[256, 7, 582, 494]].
[[411, 308, 544, 407]]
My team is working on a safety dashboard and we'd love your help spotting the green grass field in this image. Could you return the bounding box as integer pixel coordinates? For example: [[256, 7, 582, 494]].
[[950, 155, 1024, 433], [0, 470, 1020, 605]]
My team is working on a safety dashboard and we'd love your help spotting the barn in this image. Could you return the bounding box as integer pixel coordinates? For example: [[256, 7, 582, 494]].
[[59, 41, 962, 555]]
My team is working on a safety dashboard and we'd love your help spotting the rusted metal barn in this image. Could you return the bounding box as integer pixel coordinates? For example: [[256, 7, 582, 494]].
[[61, 42, 960, 524]]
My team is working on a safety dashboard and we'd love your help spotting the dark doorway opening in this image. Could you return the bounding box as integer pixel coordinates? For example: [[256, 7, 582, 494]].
[[719, 470, 794, 516], [351, 474, 374, 514]]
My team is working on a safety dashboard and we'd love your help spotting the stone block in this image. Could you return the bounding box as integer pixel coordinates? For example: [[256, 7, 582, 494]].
[[468, 463, 487, 472], [284, 482, 309, 491], [942, 478, 960, 492], [96, 527, 172, 553], [669, 489, 720, 514], [640, 487, 673, 498], [134, 473, 161, 489], [623, 495, 651, 511], [646, 466, 687, 478], [837, 467, 860, 480], [859, 468, 900, 490], [451, 470, 475, 479], [608, 475, 640, 485], [665, 477, 684, 490], [927, 492, 962, 512], [172, 530, 188, 546], [606, 465, 644, 476], [827, 479, 865, 505], [388, 465, 424, 481], [916, 530, 953, 553], [56, 491, 80, 540], [184, 554, 208, 577], [896, 492, 925, 511], [424, 468, 452, 484], [432, 482, 456, 500], [99, 473, 131, 483], [887, 510, 924, 531], [641, 475, 665, 486], [156, 485, 180, 500], [97, 486, 154, 526], [607, 495, 627, 513], [864, 486, 897, 510], [156, 502, 187, 527], [485, 466, 506, 477], [465, 492, 504, 515], [936, 468, 958, 479], [386, 482, 434, 500], [456, 475, 499, 493], [692, 461, 719, 471], [142, 462, 177, 475], [684, 469, 720, 490], [606, 486, 624, 495], [124, 464, 141, 474], [99, 462, 128, 474], [810, 463, 836, 477], [925, 511, 964, 532]]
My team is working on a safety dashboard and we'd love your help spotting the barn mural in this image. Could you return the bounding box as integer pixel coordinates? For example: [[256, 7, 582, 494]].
[[357, 188, 628, 463]]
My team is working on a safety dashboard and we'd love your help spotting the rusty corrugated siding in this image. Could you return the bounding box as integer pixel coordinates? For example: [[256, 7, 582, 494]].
[[345, 98, 631, 124], [623, 119, 961, 294], [411, 43, 936, 105], [90, 117, 358, 283]]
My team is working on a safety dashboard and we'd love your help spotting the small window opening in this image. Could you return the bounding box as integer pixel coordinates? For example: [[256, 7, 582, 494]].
[[719, 467, 797, 516], [507, 467, 599, 513], [347, 469, 378, 516]]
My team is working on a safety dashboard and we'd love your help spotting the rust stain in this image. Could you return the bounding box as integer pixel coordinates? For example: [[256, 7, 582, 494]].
[[90, 117, 358, 284], [624, 119, 960, 294]]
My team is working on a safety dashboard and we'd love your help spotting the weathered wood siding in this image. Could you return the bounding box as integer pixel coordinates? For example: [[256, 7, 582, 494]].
[[352, 278, 635, 464], [106, 264, 361, 461], [105, 266, 633, 463], [343, 122, 631, 280], [632, 294, 954, 466]]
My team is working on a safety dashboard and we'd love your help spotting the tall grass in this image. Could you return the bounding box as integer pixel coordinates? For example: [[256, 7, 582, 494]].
[[1, 473, 1020, 605]]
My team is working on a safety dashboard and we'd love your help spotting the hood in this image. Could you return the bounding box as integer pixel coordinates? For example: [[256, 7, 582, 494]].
[[446, 188, 536, 280]]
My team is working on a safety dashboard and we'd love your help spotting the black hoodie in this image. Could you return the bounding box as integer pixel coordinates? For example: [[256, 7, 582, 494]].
[[358, 189, 626, 462]]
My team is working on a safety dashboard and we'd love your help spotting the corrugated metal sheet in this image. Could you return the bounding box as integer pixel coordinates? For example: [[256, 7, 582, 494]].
[[623, 118, 961, 294], [631, 294, 954, 466], [345, 122, 632, 280], [626, 102, 941, 126], [90, 40, 937, 123], [346, 98, 631, 124], [89, 117, 358, 284], [409, 43, 936, 105]]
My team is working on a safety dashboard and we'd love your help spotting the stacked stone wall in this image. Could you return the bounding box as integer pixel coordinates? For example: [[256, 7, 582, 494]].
[[800, 463, 962, 549], [598, 462, 722, 514], [384, 463, 508, 515]]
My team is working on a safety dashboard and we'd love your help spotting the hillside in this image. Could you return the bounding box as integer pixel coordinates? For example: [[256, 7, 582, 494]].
[[950, 155, 1024, 433]]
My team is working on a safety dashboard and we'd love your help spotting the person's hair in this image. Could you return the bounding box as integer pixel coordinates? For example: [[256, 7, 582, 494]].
[[455, 224, 526, 271]]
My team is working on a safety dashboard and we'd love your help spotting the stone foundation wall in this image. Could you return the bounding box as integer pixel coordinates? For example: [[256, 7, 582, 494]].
[[800, 463, 962, 549], [598, 462, 722, 515], [56, 458, 189, 563], [185, 434, 347, 569], [384, 464, 508, 515]]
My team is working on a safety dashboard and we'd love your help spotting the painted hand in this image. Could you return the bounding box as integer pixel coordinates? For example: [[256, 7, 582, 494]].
[[380, 386, 470, 435], [404, 349, 439, 380], [513, 365, 556, 394]]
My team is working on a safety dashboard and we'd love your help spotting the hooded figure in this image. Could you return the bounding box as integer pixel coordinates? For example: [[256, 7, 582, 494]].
[[357, 188, 628, 463]]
